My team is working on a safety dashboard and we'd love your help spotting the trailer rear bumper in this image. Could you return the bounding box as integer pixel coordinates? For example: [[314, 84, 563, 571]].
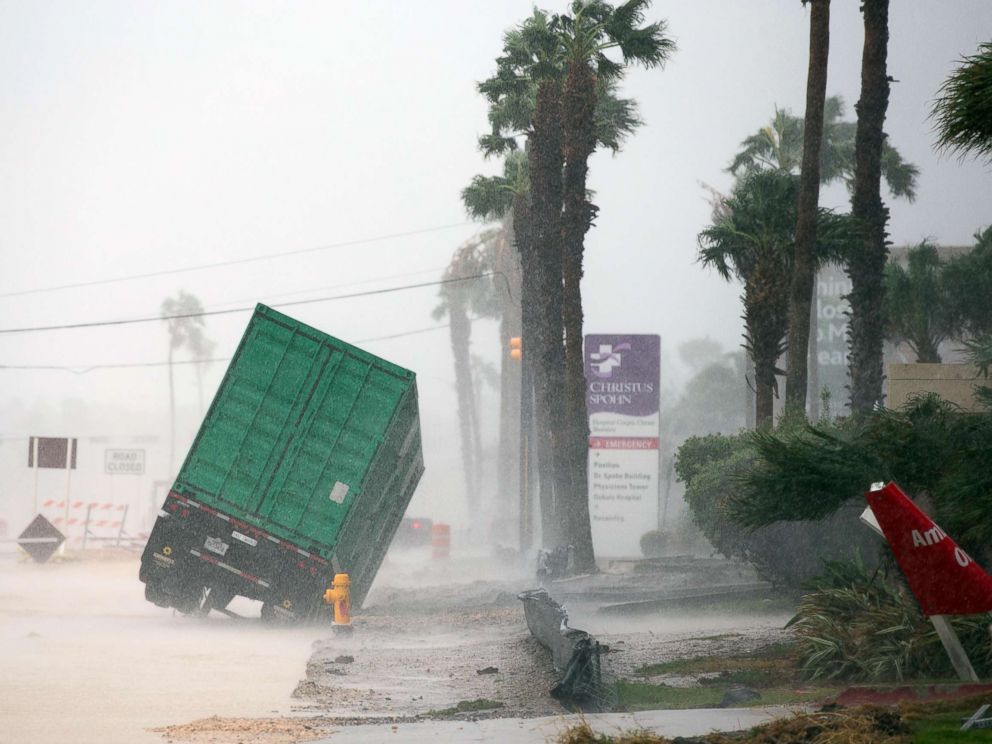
[[140, 492, 334, 621]]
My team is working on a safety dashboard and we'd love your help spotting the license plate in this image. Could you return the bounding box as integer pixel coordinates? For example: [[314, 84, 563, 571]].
[[204, 536, 229, 556]]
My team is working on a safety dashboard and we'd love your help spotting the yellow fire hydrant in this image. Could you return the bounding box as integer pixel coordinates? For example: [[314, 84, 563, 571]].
[[323, 573, 352, 632]]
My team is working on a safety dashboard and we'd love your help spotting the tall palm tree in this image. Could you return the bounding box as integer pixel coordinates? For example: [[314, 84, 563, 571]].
[[553, 0, 674, 570], [477, 3, 667, 564], [433, 232, 503, 514], [932, 41, 992, 163], [462, 154, 531, 548], [730, 92, 918, 418], [786, 0, 831, 417], [479, 9, 569, 547], [699, 171, 849, 427], [161, 291, 211, 473], [847, 0, 892, 415]]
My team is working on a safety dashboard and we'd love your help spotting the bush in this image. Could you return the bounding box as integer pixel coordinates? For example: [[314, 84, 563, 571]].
[[676, 433, 879, 591], [730, 395, 992, 563], [789, 556, 992, 681], [638, 530, 666, 558]]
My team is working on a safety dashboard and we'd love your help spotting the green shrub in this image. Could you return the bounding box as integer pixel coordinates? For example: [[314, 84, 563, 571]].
[[638, 530, 666, 557], [788, 556, 992, 681], [676, 433, 878, 591], [730, 395, 992, 562]]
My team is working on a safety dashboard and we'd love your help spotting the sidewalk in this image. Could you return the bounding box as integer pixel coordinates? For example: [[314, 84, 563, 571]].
[[308, 706, 799, 743]]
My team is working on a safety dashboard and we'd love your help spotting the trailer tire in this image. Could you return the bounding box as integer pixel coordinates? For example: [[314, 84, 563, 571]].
[[145, 583, 171, 608], [260, 600, 305, 626]]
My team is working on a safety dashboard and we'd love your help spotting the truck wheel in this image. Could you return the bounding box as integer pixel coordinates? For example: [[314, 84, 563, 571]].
[[206, 588, 235, 612], [144, 583, 171, 608], [261, 599, 304, 626], [174, 589, 202, 615]]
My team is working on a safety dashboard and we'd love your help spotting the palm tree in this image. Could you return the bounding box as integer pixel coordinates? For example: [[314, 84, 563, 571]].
[[462, 154, 531, 548], [729, 95, 918, 199], [553, 0, 674, 570], [699, 171, 849, 427], [479, 8, 569, 548], [882, 242, 957, 363], [433, 232, 503, 514], [847, 0, 892, 415], [932, 41, 992, 163], [785, 0, 831, 419], [477, 3, 669, 565], [161, 291, 211, 473], [944, 226, 992, 341], [728, 91, 919, 418]]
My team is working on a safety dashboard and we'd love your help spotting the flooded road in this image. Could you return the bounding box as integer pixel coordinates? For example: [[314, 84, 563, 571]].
[[0, 547, 796, 744], [0, 552, 321, 744]]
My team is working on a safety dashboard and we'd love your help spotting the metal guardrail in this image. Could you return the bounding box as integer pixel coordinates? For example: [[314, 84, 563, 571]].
[[517, 588, 612, 710]]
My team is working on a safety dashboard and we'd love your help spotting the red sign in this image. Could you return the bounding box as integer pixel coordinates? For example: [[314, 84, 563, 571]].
[[588, 437, 659, 450], [866, 482, 992, 616]]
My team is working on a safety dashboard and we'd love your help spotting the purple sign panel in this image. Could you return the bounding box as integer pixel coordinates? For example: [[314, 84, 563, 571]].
[[585, 334, 660, 417]]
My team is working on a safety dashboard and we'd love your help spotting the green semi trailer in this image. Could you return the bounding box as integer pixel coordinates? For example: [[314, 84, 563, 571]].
[[139, 304, 424, 621]]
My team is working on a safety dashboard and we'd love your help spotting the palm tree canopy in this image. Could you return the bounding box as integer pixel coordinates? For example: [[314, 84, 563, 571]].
[[882, 241, 958, 360], [699, 170, 801, 281], [729, 96, 919, 201], [461, 151, 528, 222], [161, 291, 208, 353], [553, 0, 675, 73], [932, 41, 992, 162], [434, 231, 504, 322], [476, 5, 653, 158], [943, 225, 992, 339], [698, 170, 853, 281]]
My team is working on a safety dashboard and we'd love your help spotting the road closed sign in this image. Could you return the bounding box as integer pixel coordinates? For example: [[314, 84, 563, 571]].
[[104, 448, 145, 475]]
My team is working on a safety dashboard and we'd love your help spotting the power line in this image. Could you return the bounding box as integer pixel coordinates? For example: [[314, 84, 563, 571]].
[[0, 221, 473, 300], [0, 322, 458, 374], [0, 272, 497, 335], [204, 265, 447, 311]]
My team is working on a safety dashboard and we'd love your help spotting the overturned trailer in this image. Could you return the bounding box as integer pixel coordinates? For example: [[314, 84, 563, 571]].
[[140, 304, 424, 621]]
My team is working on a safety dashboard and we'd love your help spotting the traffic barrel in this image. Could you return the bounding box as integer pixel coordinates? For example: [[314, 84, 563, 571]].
[[431, 523, 450, 560]]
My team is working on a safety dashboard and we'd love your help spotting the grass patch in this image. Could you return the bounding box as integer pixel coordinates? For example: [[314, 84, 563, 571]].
[[560, 693, 992, 741], [634, 642, 796, 683], [616, 682, 724, 710], [425, 698, 504, 718], [622, 644, 836, 712], [912, 712, 992, 743], [615, 680, 833, 711]]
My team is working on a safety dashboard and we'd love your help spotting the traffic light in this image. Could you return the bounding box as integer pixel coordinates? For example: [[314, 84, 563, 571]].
[[509, 336, 522, 360]]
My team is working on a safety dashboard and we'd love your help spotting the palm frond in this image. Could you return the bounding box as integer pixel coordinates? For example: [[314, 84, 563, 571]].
[[932, 42, 992, 162]]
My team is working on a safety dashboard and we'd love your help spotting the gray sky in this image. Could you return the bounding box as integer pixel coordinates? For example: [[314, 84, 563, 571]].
[[1, 1, 990, 521]]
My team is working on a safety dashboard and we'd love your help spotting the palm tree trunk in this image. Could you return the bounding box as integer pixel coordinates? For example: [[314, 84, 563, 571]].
[[513, 195, 539, 554], [168, 344, 176, 474], [914, 339, 942, 364], [807, 290, 821, 420], [755, 360, 776, 429], [449, 299, 478, 512], [786, 0, 830, 418], [747, 263, 789, 428], [529, 79, 566, 548], [561, 58, 599, 571], [496, 226, 522, 544], [847, 0, 891, 415]]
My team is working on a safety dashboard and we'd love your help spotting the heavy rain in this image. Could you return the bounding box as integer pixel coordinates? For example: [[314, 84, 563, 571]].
[[1, 2, 991, 743]]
